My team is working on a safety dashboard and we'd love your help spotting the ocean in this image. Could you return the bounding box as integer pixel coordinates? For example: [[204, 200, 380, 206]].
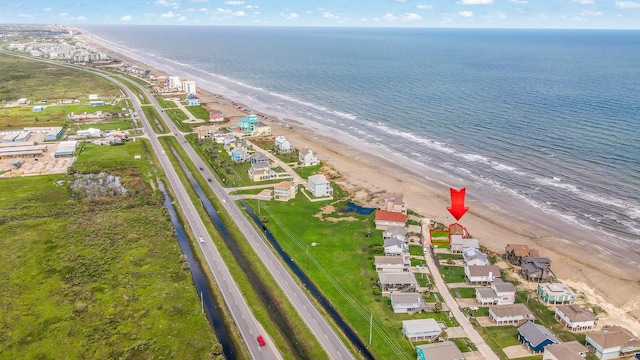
[[80, 25, 640, 258]]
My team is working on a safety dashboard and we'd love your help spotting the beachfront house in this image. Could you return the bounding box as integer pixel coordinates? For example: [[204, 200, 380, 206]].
[[374, 210, 407, 230], [504, 244, 540, 266], [391, 293, 426, 314], [522, 256, 555, 282], [402, 319, 442, 342], [416, 341, 465, 360], [383, 237, 408, 256], [543, 341, 589, 360], [251, 122, 271, 137], [449, 223, 470, 239], [238, 114, 259, 134], [585, 326, 640, 360], [537, 283, 576, 305], [379, 193, 406, 214], [517, 320, 562, 354], [298, 148, 319, 167], [273, 181, 297, 201], [489, 304, 535, 325], [307, 174, 333, 197], [450, 235, 480, 254], [209, 110, 224, 122], [374, 255, 409, 272], [462, 247, 490, 266], [186, 93, 200, 106], [378, 272, 418, 295], [555, 305, 596, 331], [275, 135, 294, 153], [465, 265, 501, 285]]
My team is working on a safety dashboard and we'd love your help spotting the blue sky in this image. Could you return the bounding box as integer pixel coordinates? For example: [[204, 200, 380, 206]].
[[3, 0, 640, 29]]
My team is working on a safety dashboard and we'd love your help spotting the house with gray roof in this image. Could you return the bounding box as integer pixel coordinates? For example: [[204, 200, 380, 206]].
[[476, 278, 516, 305], [390, 293, 426, 314], [555, 304, 596, 331], [521, 256, 555, 282], [489, 303, 535, 325], [450, 235, 480, 254], [378, 272, 418, 295], [383, 237, 408, 256], [307, 174, 333, 197], [416, 341, 464, 360], [250, 151, 269, 165], [402, 318, 442, 342], [543, 341, 588, 360], [464, 265, 501, 285], [382, 226, 407, 240], [298, 148, 319, 167], [518, 320, 562, 354], [462, 247, 490, 266], [374, 255, 409, 272], [537, 282, 575, 305]]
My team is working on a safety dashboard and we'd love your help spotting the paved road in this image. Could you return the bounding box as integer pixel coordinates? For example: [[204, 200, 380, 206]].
[[422, 245, 499, 360], [135, 85, 355, 360]]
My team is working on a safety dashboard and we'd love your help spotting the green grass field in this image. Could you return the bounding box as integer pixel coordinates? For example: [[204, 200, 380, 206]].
[[439, 265, 466, 283], [0, 140, 217, 359], [186, 105, 210, 120]]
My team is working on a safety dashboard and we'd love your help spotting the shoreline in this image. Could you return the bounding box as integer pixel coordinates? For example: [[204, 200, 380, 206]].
[[74, 31, 640, 336]]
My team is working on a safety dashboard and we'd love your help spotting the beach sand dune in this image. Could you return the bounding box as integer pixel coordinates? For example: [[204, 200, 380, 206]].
[[76, 33, 640, 336]]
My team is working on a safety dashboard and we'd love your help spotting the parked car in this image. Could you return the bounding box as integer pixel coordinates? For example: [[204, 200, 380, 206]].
[[257, 335, 265, 347]]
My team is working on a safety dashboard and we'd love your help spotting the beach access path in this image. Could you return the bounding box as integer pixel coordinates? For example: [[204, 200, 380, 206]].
[[421, 226, 499, 360]]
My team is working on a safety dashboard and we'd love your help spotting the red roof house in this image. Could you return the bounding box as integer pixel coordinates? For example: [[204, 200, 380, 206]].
[[375, 210, 407, 230]]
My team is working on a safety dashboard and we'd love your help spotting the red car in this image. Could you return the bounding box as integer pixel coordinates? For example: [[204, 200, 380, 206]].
[[257, 335, 266, 347]]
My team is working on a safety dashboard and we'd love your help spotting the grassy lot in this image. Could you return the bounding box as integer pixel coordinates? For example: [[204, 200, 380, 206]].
[[411, 258, 426, 267], [165, 108, 190, 131], [141, 105, 169, 134], [450, 338, 477, 352], [159, 137, 327, 359], [451, 287, 477, 299], [76, 117, 133, 131], [293, 163, 323, 179], [154, 95, 177, 109], [186, 105, 210, 120], [0, 140, 218, 359], [436, 253, 463, 260], [440, 265, 466, 283], [116, 77, 149, 105], [409, 245, 424, 256], [247, 194, 435, 360], [0, 52, 120, 104]]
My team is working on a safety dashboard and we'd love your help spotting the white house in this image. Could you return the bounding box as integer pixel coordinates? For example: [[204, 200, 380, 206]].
[[489, 304, 535, 325], [374, 210, 407, 230], [402, 318, 442, 342], [383, 237, 408, 256], [275, 135, 293, 153], [462, 247, 490, 266], [307, 174, 333, 197], [251, 122, 271, 137], [555, 305, 596, 331], [476, 278, 516, 305], [450, 235, 480, 254], [585, 326, 640, 360], [378, 272, 418, 294], [374, 255, 409, 272], [298, 148, 319, 166], [464, 265, 501, 285], [390, 293, 426, 314], [543, 341, 589, 360]]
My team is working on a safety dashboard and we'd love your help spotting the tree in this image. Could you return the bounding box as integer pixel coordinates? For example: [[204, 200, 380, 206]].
[[364, 227, 372, 238], [434, 302, 442, 313]]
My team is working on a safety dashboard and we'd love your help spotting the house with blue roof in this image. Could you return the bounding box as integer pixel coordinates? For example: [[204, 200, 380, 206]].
[[230, 148, 248, 162], [517, 320, 562, 354]]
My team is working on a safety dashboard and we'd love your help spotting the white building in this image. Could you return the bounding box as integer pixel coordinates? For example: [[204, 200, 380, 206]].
[[168, 76, 182, 90], [555, 305, 596, 331], [402, 319, 442, 342], [183, 80, 197, 95], [307, 174, 332, 197]]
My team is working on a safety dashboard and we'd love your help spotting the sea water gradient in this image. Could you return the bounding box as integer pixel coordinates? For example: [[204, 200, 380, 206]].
[[80, 26, 640, 254]]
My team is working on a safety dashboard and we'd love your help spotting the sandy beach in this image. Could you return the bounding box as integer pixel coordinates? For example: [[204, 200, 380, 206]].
[[76, 32, 640, 336]]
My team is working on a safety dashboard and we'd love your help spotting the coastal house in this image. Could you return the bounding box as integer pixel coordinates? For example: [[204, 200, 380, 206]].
[[298, 148, 319, 167], [230, 147, 249, 162], [224, 137, 247, 154], [379, 193, 406, 214], [378, 272, 418, 295], [383, 237, 408, 256], [465, 265, 501, 285], [307, 174, 333, 197], [504, 244, 540, 266], [462, 247, 490, 266], [402, 319, 442, 342], [374, 255, 410, 272], [475, 278, 516, 305], [250, 152, 270, 165], [238, 114, 259, 134], [555, 305, 596, 331], [374, 210, 407, 230], [251, 122, 271, 137], [186, 93, 200, 106], [416, 341, 465, 360], [248, 162, 274, 182], [273, 181, 297, 201], [275, 135, 294, 153], [585, 326, 640, 360], [209, 110, 224, 122], [489, 304, 535, 325], [537, 283, 575, 305], [449, 223, 470, 239], [390, 293, 426, 314], [195, 125, 218, 139], [521, 256, 555, 282], [543, 341, 589, 360], [383, 226, 408, 241], [451, 235, 479, 254], [518, 320, 562, 354]]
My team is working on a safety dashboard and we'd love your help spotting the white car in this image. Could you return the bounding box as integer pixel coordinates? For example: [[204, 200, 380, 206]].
[[199, 237, 204, 243]]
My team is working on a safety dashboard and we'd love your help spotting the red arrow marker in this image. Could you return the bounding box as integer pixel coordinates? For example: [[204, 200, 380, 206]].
[[447, 187, 469, 221]]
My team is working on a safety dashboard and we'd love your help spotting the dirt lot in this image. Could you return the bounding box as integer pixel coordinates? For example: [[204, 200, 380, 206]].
[[0, 135, 76, 177]]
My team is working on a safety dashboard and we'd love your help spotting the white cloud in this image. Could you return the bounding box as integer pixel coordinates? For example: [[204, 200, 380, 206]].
[[282, 12, 298, 19], [246, 5, 258, 10], [199, 7, 208, 13], [76, 16, 87, 20], [43, 7, 52, 12], [322, 12, 341, 20], [216, 8, 232, 14], [458, 0, 493, 4], [580, 10, 602, 15], [615, 1, 640, 8], [161, 11, 176, 18], [155, 0, 180, 9], [572, 0, 595, 4], [417, 4, 433, 9], [401, 13, 423, 21], [225, 1, 244, 5], [508, 0, 528, 3], [121, 15, 132, 21], [232, 10, 246, 16], [459, 11, 474, 17], [396, 0, 407, 3], [59, 13, 68, 17], [189, 0, 209, 2], [178, 16, 187, 21], [18, 13, 34, 18], [485, 12, 507, 20], [383, 13, 398, 21]]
